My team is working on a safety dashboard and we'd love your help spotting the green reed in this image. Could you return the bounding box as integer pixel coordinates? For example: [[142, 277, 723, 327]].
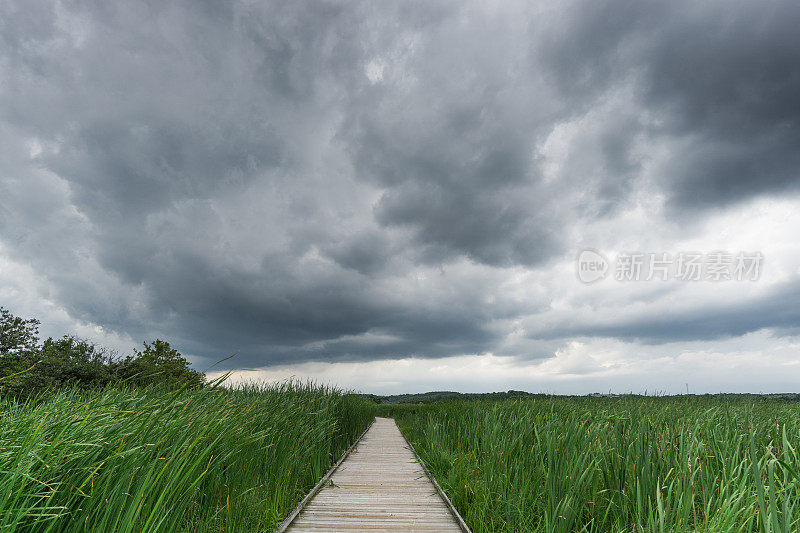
[[0, 381, 375, 532], [387, 396, 800, 532]]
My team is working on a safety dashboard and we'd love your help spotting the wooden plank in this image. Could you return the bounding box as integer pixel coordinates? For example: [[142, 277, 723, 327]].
[[281, 417, 469, 532]]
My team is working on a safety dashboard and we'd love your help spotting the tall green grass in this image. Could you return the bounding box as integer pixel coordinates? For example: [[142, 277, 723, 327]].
[[0, 381, 375, 532], [388, 397, 800, 532]]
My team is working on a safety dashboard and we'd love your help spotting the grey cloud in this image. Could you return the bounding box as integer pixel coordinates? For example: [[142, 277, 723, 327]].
[[137, 253, 501, 366], [534, 281, 800, 345], [537, 0, 800, 208], [323, 232, 392, 275], [1, 0, 799, 370]]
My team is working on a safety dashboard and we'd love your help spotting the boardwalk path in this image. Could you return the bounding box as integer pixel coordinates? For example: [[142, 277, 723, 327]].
[[283, 417, 468, 532]]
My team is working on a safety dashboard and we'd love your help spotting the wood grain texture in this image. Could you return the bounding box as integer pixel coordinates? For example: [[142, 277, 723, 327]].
[[285, 417, 465, 532]]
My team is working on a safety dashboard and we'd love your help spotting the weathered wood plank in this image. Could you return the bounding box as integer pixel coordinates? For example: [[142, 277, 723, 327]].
[[282, 417, 468, 532]]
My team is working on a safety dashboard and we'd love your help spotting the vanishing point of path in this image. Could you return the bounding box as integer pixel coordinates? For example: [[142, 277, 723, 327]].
[[283, 417, 468, 532]]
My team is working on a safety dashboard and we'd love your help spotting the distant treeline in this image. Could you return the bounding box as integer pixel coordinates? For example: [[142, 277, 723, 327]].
[[364, 390, 800, 404], [363, 390, 545, 404], [0, 307, 204, 397]]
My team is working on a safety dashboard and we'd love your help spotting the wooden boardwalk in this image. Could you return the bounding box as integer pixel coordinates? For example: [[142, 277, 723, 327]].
[[282, 417, 468, 532]]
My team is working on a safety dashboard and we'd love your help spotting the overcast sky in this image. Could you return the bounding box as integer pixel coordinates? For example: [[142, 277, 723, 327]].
[[1, 0, 799, 394]]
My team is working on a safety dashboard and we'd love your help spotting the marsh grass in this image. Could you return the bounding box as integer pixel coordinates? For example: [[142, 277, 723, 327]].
[[388, 397, 800, 532], [0, 380, 375, 532]]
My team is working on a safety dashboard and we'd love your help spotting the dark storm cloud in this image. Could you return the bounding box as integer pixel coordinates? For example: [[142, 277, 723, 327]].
[[322, 232, 392, 275], [533, 281, 800, 344], [1, 0, 799, 368], [539, 0, 800, 208], [344, 95, 562, 266]]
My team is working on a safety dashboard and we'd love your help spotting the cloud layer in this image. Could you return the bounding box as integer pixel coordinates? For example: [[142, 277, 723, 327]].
[[1, 0, 799, 388]]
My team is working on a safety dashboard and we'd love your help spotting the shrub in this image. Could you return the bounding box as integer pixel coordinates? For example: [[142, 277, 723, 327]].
[[0, 307, 205, 396], [111, 339, 205, 388]]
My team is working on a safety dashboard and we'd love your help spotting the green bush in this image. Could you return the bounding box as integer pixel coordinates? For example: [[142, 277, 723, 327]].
[[111, 339, 205, 389], [0, 307, 204, 397]]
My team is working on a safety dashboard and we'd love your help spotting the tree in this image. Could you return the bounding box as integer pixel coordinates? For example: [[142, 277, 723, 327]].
[[0, 307, 42, 397], [0, 306, 206, 396], [0, 307, 40, 355], [37, 336, 115, 389], [112, 339, 205, 388]]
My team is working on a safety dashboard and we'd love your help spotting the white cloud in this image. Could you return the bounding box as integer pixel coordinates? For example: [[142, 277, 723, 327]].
[[210, 330, 800, 395]]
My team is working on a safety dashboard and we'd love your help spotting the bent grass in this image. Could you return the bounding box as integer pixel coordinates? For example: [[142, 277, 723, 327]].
[[0, 381, 375, 532]]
